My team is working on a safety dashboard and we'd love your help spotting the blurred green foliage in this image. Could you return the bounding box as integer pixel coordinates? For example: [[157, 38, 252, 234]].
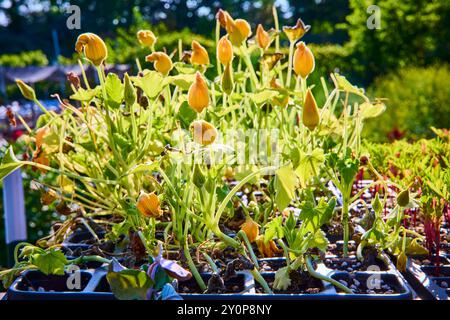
[[364, 65, 450, 141], [0, 50, 48, 67]]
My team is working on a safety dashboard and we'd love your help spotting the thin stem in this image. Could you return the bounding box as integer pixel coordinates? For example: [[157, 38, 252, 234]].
[[305, 256, 353, 294]]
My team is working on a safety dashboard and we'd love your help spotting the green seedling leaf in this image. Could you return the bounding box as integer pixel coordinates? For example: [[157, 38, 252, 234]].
[[132, 71, 165, 99], [333, 73, 365, 95], [0, 146, 24, 181], [295, 148, 325, 188], [177, 101, 197, 129], [275, 165, 297, 212], [249, 90, 278, 105], [264, 216, 284, 243], [107, 268, 153, 300], [165, 74, 196, 90], [70, 86, 100, 102], [105, 73, 124, 109], [360, 102, 386, 119], [30, 249, 68, 276]]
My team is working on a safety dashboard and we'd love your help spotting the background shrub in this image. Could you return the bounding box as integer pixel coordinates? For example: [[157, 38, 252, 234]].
[[363, 65, 450, 141]]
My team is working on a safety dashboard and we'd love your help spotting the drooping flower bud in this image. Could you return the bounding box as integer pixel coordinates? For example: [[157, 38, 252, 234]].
[[75, 33, 108, 66], [188, 72, 209, 113], [124, 73, 136, 107], [256, 24, 271, 51], [190, 40, 210, 65], [293, 42, 315, 79], [67, 72, 80, 89], [283, 19, 311, 43], [193, 164, 207, 189], [255, 235, 282, 258], [16, 80, 36, 101], [137, 30, 157, 48], [190, 120, 218, 146], [224, 13, 251, 47], [396, 252, 407, 273], [240, 218, 259, 243], [137, 192, 163, 219], [217, 36, 234, 65], [146, 52, 173, 75], [302, 89, 320, 131]]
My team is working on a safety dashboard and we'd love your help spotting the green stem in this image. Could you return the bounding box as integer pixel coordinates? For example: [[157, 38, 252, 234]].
[[183, 241, 206, 291], [251, 269, 273, 294], [238, 231, 259, 269], [305, 256, 353, 294]]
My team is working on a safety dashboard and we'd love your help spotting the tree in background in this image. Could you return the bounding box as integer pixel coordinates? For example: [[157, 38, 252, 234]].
[[346, 0, 450, 83]]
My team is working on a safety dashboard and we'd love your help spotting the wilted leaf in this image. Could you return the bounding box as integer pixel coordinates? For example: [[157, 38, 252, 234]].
[[31, 249, 68, 276]]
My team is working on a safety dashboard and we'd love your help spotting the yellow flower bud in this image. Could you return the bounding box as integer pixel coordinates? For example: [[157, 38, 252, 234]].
[[293, 42, 315, 79], [216, 9, 228, 28], [302, 89, 320, 131], [224, 13, 252, 47], [190, 40, 210, 65], [145, 52, 173, 75], [217, 36, 234, 65], [190, 120, 218, 146], [75, 33, 108, 66], [240, 218, 259, 243], [137, 30, 157, 48], [137, 192, 163, 219], [188, 72, 209, 113], [283, 19, 311, 42], [256, 24, 271, 51], [16, 79, 36, 101]]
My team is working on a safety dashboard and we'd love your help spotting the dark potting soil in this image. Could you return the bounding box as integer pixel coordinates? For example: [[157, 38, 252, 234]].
[[332, 273, 401, 295], [255, 271, 324, 295], [178, 274, 246, 294]]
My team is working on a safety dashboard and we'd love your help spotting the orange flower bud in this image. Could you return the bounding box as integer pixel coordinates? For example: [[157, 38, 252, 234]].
[[137, 30, 157, 48], [256, 24, 271, 50], [216, 9, 228, 28], [240, 218, 259, 243], [36, 126, 50, 149], [302, 89, 320, 131], [255, 236, 282, 258], [188, 72, 209, 113], [190, 40, 210, 65], [75, 33, 108, 66], [137, 192, 163, 219], [190, 120, 218, 146], [217, 36, 234, 65], [145, 52, 173, 75], [293, 42, 315, 79], [283, 19, 311, 42]]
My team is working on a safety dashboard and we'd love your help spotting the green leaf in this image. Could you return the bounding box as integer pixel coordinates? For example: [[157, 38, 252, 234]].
[[275, 165, 297, 212], [0, 146, 24, 181], [360, 102, 386, 119], [264, 216, 284, 243], [308, 230, 329, 252], [105, 73, 124, 108], [127, 162, 158, 176], [295, 148, 325, 188], [249, 90, 278, 105], [31, 249, 68, 276], [70, 87, 100, 102], [132, 71, 165, 99], [177, 101, 197, 129], [333, 73, 365, 95], [107, 269, 153, 300], [165, 74, 196, 90]]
